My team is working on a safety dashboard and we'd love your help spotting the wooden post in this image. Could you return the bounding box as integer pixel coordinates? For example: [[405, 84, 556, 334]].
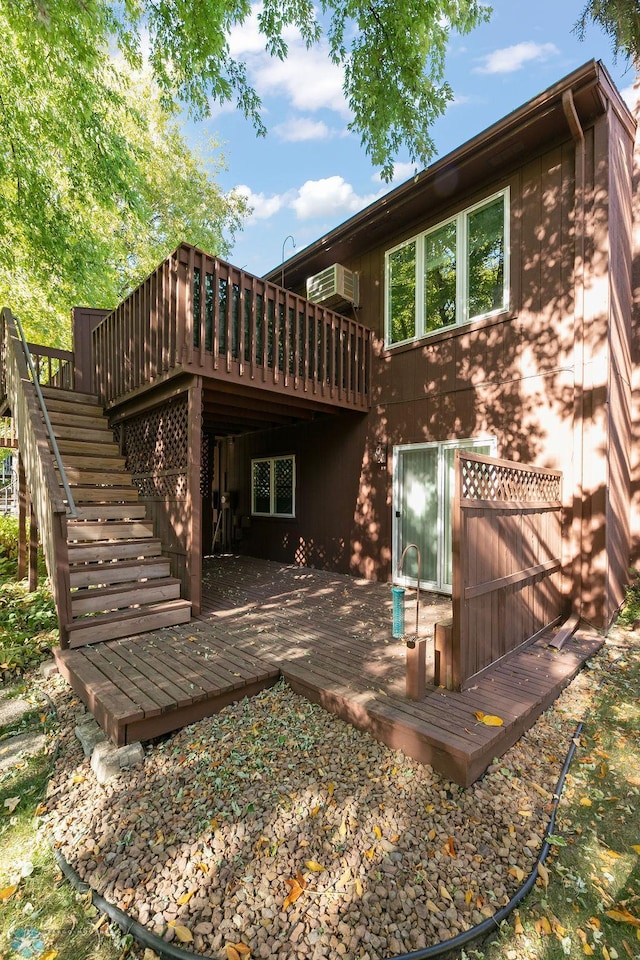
[[406, 639, 426, 700], [18, 456, 27, 580], [28, 503, 38, 592], [185, 380, 203, 616]]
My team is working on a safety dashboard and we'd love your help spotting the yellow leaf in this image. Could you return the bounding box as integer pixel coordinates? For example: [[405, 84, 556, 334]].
[[445, 836, 456, 857], [225, 946, 241, 960], [283, 879, 304, 910], [535, 916, 552, 935], [509, 867, 525, 882], [428, 828, 437, 841], [514, 914, 524, 935], [177, 890, 195, 905], [39, 952, 58, 960], [373, 825, 382, 839], [310, 806, 320, 818], [355, 878, 363, 897], [631, 846, 640, 855], [327, 782, 335, 797], [304, 861, 325, 873], [364, 848, 375, 861], [195, 862, 209, 874], [339, 818, 347, 838], [603, 947, 610, 960], [583, 945, 594, 956], [72, 775, 86, 785], [173, 925, 194, 943], [474, 711, 504, 726], [580, 797, 592, 806], [0, 884, 18, 901], [605, 907, 640, 927], [538, 863, 550, 887], [465, 890, 473, 905], [426, 899, 439, 913], [440, 884, 452, 901]]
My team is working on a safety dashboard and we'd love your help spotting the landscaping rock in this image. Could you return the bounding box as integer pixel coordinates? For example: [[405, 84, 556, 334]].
[[74, 716, 106, 756], [90, 740, 144, 784]]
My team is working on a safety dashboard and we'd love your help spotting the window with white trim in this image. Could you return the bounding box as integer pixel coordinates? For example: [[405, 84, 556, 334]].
[[251, 455, 296, 518], [385, 188, 509, 346]]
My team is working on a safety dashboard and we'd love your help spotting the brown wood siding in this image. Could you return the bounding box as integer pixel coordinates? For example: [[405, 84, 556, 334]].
[[629, 86, 640, 575], [605, 102, 633, 622]]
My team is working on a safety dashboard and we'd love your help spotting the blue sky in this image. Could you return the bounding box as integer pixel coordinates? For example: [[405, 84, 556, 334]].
[[190, 0, 638, 277]]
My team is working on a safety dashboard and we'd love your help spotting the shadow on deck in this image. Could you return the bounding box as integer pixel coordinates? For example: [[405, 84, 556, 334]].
[[54, 556, 603, 786]]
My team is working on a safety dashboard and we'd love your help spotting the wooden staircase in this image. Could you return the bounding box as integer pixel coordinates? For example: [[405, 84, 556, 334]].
[[40, 385, 192, 646]]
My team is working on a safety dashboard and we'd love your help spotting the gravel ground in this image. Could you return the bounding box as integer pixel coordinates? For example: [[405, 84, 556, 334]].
[[39, 651, 609, 960]]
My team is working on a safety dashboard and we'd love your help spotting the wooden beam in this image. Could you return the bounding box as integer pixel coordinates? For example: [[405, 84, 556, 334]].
[[28, 502, 38, 592], [186, 379, 203, 616], [18, 456, 27, 580]]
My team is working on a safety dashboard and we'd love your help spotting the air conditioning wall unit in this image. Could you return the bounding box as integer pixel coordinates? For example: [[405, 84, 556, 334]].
[[306, 264, 359, 312]]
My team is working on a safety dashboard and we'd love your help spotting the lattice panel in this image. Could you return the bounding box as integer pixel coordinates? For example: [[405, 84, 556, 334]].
[[460, 457, 561, 502], [134, 474, 188, 500], [123, 396, 189, 475], [200, 433, 212, 498]]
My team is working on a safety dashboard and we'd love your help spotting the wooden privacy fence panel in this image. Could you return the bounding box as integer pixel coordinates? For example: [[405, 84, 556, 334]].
[[452, 451, 563, 690], [91, 243, 371, 410]]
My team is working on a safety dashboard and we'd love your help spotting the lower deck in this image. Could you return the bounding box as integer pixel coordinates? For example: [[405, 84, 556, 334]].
[[54, 556, 604, 785]]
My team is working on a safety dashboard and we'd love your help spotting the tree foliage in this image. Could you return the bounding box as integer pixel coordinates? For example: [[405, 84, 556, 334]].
[[0, 2, 246, 344], [574, 0, 640, 64]]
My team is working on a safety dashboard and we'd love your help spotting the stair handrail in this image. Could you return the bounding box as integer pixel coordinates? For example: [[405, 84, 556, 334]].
[[12, 314, 77, 519]]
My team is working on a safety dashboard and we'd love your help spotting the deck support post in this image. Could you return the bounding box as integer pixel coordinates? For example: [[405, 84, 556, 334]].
[[28, 502, 38, 592], [18, 456, 27, 580]]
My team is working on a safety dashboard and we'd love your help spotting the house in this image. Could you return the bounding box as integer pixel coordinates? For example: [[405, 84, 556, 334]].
[[222, 58, 637, 634], [0, 60, 635, 772]]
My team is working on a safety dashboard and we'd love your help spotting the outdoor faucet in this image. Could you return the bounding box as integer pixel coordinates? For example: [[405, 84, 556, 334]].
[[397, 543, 421, 646]]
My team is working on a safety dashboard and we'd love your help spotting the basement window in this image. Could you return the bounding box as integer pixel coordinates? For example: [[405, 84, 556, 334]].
[[251, 455, 296, 518], [385, 188, 509, 346]]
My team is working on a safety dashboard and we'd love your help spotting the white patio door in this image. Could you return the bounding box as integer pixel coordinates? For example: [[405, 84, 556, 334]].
[[393, 437, 495, 594]]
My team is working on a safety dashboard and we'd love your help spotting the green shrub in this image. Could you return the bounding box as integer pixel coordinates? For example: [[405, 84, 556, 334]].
[[618, 568, 640, 626], [0, 580, 57, 680], [0, 514, 19, 561]]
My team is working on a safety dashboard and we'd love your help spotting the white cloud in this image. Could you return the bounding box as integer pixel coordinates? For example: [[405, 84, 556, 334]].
[[273, 117, 332, 142], [232, 184, 292, 222], [474, 41, 559, 75], [232, 175, 384, 225], [291, 176, 382, 220], [621, 82, 639, 111], [226, 3, 349, 117]]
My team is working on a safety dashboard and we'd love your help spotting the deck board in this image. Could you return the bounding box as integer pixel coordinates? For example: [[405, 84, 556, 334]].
[[54, 556, 604, 782]]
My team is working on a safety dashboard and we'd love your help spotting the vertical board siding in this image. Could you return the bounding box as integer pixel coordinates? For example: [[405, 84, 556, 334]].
[[90, 244, 371, 411], [452, 451, 563, 690]]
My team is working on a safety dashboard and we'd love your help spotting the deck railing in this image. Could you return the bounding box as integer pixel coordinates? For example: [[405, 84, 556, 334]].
[[91, 243, 371, 409], [0, 308, 73, 642], [451, 451, 563, 690]]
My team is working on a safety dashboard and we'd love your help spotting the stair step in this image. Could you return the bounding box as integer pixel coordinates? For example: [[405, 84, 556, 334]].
[[67, 486, 138, 502], [60, 454, 128, 472], [60, 469, 134, 486], [66, 520, 154, 542], [49, 423, 113, 443], [44, 396, 105, 418], [67, 538, 164, 563], [73, 504, 147, 521], [48, 410, 111, 431], [69, 557, 171, 588], [40, 385, 101, 405], [66, 599, 192, 646], [71, 577, 182, 616], [57, 439, 121, 457]]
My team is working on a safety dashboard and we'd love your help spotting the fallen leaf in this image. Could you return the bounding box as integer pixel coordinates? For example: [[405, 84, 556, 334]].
[[304, 861, 325, 873], [177, 890, 195, 905], [373, 825, 382, 840], [327, 782, 335, 797], [225, 946, 241, 960], [605, 907, 640, 927], [0, 884, 18, 901], [514, 913, 524, 935], [3, 797, 20, 813], [426, 899, 439, 913], [538, 863, 549, 887], [535, 916, 552, 935], [465, 889, 473, 905], [173, 924, 194, 943], [355, 878, 363, 897], [39, 953, 58, 960], [283, 878, 305, 910], [336, 868, 351, 889], [626, 775, 640, 787], [428, 828, 436, 841], [509, 867, 526, 882], [230, 943, 251, 957], [631, 846, 640, 855], [474, 711, 504, 726], [580, 797, 592, 807], [195, 862, 209, 874], [72, 774, 86, 785], [364, 849, 375, 861], [445, 836, 456, 857], [622, 939, 633, 957], [440, 884, 452, 901], [310, 806, 320, 817], [582, 945, 594, 956]]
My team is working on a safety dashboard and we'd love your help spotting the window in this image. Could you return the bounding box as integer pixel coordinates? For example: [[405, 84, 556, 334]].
[[251, 455, 295, 517], [386, 189, 509, 346]]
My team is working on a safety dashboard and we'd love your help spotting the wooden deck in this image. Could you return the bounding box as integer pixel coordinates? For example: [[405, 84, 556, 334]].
[[54, 556, 604, 785]]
